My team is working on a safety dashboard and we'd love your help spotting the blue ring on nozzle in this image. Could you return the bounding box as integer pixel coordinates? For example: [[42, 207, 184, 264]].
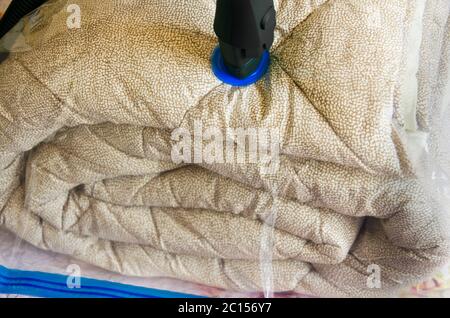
[[211, 46, 270, 87]]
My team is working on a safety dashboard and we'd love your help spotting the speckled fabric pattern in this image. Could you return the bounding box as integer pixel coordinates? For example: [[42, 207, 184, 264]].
[[0, 0, 449, 297]]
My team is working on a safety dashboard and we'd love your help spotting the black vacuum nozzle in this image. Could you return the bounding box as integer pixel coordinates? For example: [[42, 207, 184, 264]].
[[214, 0, 276, 79]]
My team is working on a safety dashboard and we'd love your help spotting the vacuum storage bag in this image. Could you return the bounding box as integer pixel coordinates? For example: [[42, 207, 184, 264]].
[[1, 0, 450, 298]]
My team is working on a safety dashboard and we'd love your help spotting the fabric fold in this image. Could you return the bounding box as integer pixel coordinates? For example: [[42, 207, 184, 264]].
[[1, 0, 450, 297]]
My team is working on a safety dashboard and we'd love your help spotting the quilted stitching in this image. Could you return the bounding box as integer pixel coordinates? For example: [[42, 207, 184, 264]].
[[0, 0, 449, 297]]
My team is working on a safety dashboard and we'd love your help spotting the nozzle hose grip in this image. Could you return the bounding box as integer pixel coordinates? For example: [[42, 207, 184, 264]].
[[214, 0, 276, 78]]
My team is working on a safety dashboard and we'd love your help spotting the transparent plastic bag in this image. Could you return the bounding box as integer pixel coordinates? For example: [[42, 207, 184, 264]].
[[0, 0, 450, 298]]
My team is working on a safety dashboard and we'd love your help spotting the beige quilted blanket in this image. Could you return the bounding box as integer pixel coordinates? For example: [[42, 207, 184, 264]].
[[0, 0, 450, 297]]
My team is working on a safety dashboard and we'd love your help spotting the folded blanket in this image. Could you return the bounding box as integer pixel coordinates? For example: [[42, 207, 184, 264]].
[[1, 0, 449, 297]]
